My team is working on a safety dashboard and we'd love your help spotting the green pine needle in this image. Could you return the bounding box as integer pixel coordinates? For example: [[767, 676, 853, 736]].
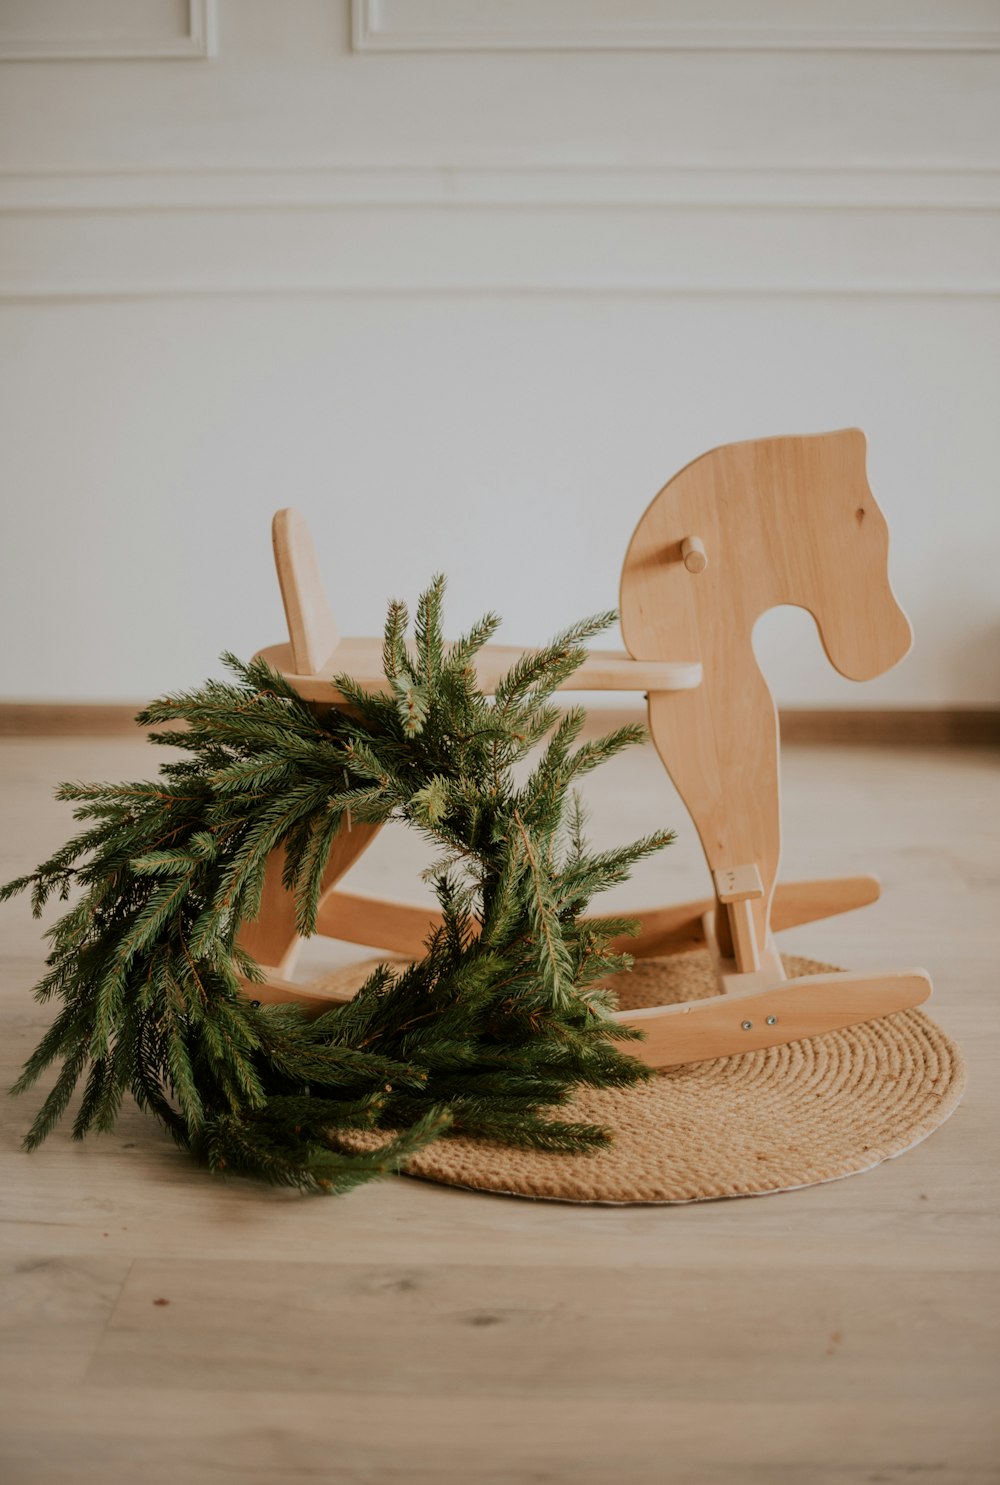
[[4, 579, 674, 1195]]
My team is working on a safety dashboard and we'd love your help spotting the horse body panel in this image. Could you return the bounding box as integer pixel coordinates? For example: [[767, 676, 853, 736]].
[[621, 429, 911, 947]]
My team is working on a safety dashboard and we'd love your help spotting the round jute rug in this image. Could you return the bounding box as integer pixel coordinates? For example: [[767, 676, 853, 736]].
[[310, 951, 966, 1205]]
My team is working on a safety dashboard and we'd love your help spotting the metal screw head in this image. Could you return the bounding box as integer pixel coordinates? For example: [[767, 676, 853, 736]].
[[741, 1020, 753, 1031], [765, 1014, 778, 1026]]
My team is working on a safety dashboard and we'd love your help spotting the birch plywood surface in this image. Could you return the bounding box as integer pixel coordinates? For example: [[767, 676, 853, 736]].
[[620, 430, 913, 952], [1, 737, 998, 1484], [253, 638, 702, 701]]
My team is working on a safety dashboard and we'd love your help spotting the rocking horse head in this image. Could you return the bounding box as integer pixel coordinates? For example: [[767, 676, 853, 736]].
[[620, 430, 913, 948], [620, 428, 912, 683]]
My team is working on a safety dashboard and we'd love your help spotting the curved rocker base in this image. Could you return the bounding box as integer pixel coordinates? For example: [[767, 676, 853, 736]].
[[237, 871, 930, 1069]]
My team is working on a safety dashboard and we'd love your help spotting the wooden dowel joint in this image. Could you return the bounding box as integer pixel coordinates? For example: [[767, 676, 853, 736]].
[[681, 536, 708, 574]]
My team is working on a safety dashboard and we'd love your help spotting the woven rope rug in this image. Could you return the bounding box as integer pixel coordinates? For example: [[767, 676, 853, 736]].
[[314, 951, 965, 1204]]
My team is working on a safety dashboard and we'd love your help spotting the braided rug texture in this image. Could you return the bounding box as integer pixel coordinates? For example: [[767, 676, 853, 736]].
[[314, 951, 965, 1205]]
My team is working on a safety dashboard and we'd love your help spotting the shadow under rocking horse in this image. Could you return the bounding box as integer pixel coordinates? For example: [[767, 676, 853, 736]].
[[242, 428, 931, 1067]]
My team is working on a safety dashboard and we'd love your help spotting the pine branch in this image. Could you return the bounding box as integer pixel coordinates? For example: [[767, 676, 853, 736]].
[[4, 582, 673, 1195]]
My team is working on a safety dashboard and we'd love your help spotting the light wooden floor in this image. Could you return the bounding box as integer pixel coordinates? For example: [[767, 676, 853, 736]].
[[1, 736, 998, 1485]]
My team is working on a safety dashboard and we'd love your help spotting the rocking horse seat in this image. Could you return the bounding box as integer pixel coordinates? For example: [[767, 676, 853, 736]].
[[253, 638, 702, 704], [254, 510, 701, 701]]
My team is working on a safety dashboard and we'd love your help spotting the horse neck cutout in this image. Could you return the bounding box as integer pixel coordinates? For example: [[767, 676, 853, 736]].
[[620, 429, 912, 951]]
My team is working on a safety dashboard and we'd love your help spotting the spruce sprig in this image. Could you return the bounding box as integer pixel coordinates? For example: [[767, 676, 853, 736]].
[[3, 582, 674, 1194]]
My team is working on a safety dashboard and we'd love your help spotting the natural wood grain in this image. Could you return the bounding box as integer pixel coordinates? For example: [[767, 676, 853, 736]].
[[1, 748, 997, 1475], [714, 863, 765, 904], [779, 707, 1000, 747], [596, 431, 948, 1057], [2, 736, 998, 1485], [253, 502, 701, 1011], [314, 888, 440, 956], [729, 897, 760, 971], [1, 1390, 995, 1485], [4, 702, 997, 746], [237, 824, 383, 979], [306, 873, 881, 966], [605, 873, 883, 957], [619, 962, 932, 1067], [621, 429, 913, 952], [271, 508, 340, 676], [681, 534, 708, 573], [252, 638, 702, 700], [268, 506, 702, 698], [256, 443, 927, 1047], [0, 1256, 131, 1390], [713, 863, 763, 970], [83, 1256, 993, 1402], [0, 704, 186, 738], [4, 453, 979, 1073]]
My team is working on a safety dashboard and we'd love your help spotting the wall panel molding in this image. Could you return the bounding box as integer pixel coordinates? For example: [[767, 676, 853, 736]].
[[0, 172, 997, 299], [352, 0, 1000, 53], [0, 1, 217, 62]]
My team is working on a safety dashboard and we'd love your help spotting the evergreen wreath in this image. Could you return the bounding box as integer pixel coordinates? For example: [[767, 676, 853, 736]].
[[4, 580, 673, 1194]]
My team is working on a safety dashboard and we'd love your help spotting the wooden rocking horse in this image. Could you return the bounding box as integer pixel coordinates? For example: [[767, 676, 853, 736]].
[[240, 429, 931, 1067]]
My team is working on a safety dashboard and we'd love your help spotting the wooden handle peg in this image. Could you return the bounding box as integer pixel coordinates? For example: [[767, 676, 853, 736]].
[[681, 536, 708, 574]]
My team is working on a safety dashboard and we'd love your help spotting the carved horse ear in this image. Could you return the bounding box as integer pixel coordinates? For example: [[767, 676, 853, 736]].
[[830, 426, 869, 469]]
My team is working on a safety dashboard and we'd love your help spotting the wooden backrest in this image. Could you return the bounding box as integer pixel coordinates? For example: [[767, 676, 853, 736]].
[[272, 508, 340, 675]]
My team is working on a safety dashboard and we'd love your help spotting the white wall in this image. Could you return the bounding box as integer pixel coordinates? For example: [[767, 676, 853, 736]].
[[1, 0, 998, 705]]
